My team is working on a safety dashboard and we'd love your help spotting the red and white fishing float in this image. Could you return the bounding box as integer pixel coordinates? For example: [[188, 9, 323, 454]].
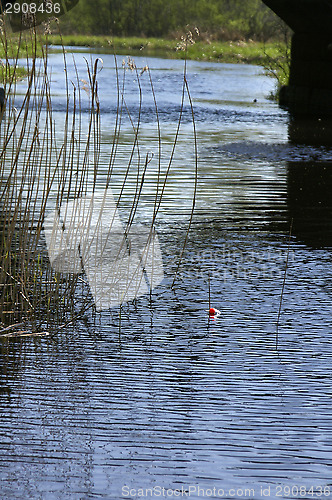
[[209, 307, 221, 317], [207, 275, 221, 317]]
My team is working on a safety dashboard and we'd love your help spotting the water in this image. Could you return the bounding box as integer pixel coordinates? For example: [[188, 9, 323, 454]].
[[1, 52, 332, 499]]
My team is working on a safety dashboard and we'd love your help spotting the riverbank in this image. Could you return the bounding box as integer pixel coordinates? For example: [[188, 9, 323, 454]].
[[46, 34, 287, 68], [0, 36, 42, 82], [0, 66, 27, 83]]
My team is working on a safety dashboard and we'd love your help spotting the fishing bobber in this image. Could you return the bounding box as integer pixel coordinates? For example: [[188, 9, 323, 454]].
[[209, 307, 221, 317]]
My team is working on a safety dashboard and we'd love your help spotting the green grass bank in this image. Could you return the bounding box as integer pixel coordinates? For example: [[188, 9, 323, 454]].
[[47, 34, 288, 67], [0, 35, 45, 82]]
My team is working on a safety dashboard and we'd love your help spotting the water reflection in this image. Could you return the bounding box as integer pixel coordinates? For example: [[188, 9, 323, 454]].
[[0, 339, 22, 395], [289, 117, 332, 147], [287, 161, 332, 247], [2, 53, 332, 499], [215, 141, 332, 247]]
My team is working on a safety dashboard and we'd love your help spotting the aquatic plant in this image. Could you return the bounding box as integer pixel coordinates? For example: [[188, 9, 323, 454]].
[[0, 28, 74, 329], [263, 23, 291, 100], [0, 27, 198, 335]]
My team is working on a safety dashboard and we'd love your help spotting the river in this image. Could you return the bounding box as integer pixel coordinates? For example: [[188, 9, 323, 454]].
[[1, 51, 332, 499]]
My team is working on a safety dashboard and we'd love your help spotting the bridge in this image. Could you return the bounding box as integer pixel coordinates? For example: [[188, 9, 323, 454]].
[[262, 0, 332, 127]]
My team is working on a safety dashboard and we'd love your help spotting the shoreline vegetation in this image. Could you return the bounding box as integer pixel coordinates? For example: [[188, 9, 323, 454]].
[[45, 34, 287, 68]]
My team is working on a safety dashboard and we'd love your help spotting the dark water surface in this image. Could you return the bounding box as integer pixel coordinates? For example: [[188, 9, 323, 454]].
[[1, 53, 332, 499]]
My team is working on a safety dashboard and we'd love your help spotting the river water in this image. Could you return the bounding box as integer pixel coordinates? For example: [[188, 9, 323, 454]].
[[1, 51, 332, 499]]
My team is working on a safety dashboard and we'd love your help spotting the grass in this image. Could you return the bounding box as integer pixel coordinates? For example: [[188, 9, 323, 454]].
[[46, 34, 289, 67], [0, 32, 45, 82], [0, 65, 27, 83]]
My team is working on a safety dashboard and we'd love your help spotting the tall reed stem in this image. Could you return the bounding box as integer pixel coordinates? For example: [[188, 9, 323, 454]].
[[276, 219, 293, 350]]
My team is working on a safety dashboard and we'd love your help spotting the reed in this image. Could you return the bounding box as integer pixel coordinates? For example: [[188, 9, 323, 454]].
[[0, 27, 78, 329], [276, 219, 293, 350], [0, 27, 198, 333]]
